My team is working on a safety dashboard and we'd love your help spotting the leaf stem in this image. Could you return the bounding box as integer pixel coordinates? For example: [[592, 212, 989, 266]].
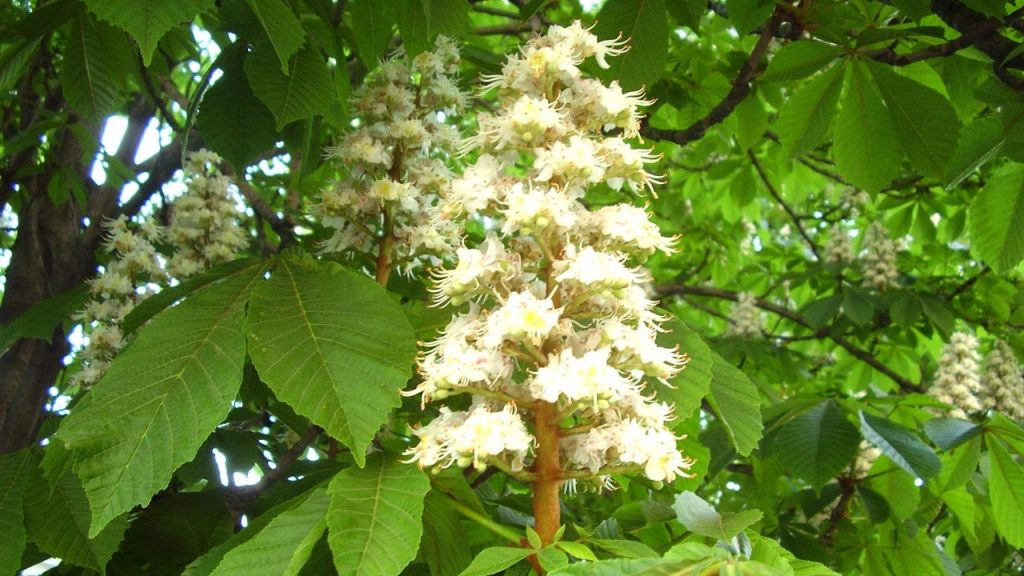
[[437, 491, 523, 544]]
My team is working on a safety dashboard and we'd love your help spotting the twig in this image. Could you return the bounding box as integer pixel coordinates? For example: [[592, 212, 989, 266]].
[[748, 150, 822, 261], [640, 14, 775, 146], [222, 162, 297, 246], [656, 284, 925, 393], [226, 426, 321, 512]]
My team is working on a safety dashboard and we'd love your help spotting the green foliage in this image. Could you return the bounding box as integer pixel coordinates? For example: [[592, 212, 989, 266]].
[[4, 1, 1024, 574], [969, 162, 1024, 272], [54, 265, 264, 535], [246, 259, 416, 466], [326, 456, 430, 576], [769, 400, 860, 488], [593, 0, 668, 91], [245, 44, 335, 129], [83, 0, 214, 65], [672, 490, 763, 541], [834, 60, 901, 192]]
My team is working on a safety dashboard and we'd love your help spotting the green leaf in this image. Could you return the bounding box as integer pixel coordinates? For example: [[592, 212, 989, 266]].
[[777, 63, 844, 157], [841, 287, 875, 326], [55, 265, 264, 536], [246, 259, 416, 466], [549, 558, 665, 575], [61, 11, 132, 119], [245, 44, 334, 130], [24, 465, 130, 574], [326, 455, 431, 576], [587, 539, 660, 559], [987, 437, 1024, 547], [0, 283, 88, 352], [396, 0, 470, 58], [672, 491, 763, 541], [968, 162, 1024, 273], [593, 0, 669, 91], [944, 116, 1005, 189], [0, 38, 40, 92], [184, 487, 323, 576], [761, 41, 842, 82], [208, 486, 329, 576], [834, 60, 902, 192], [246, 0, 305, 72], [656, 321, 713, 421], [923, 418, 982, 450], [707, 353, 763, 456], [83, 0, 214, 65], [859, 411, 941, 480], [421, 490, 472, 576], [868, 61, 962, 179], [350, 0, 395, 67], [456, 547, 534, 576], [733, 93, 767, 151], [123, 259, 262, 335], [664, 0, 706, 32], [726, 0, 773, 34], [196, 51, 278, 168], [771, 400, 860, 488], [557, 541, 598, 562], [0, 449, 36, 575]]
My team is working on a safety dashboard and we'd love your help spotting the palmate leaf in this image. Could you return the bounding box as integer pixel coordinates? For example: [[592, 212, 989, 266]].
[[457, 547, 535, 576], [350, 0, 395, 68], [244, 43, 334, 129], [421, 490, 473, 576], [656, 320, 713, 421], [208, 486, 329, 576], [833, 60, 902, 192], [195, 50, 278, 170], [593, 0, 669, 91], [859, 411, 941, 481], [61, 11, 133, 119], [55, 264, 264, 536], [326, 456, 431, 576], [245, 0, 305, 73], [868, 61, 961, 179], [987, 437, 1024, 548], [770, 400, 860, 488], [707, 352, 763, 456], [24, 465, 129, 575], [83, 0, 214, 65], [672, 491, 763, 541], [246, 259, 416, 466], [777, 63, 844, 157], [0, 449, 36, 575], [968, 162, 1024, 273]]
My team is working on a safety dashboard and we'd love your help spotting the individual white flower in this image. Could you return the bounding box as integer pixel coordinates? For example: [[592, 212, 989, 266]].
[[500, 183, 579, 236], [482, 290, 562, 348], [533, 135, 606, 185], [477, 95, 566, 150], [930, 332, 984, 418], [555, 246, 645, 291], [585, 204, 675, 256], [598, 319, 686, 380], [531, 348, 636, 405]]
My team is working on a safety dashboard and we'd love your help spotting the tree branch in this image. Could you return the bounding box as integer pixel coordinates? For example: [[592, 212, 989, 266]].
[[748, 150, 822, 261], [225, 426, 321, 512], [656, 284, 925, 393], [640, 15, 775, 146]]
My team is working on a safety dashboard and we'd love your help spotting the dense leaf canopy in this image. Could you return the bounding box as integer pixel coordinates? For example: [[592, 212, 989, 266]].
[[2, 1, 1024, 575]]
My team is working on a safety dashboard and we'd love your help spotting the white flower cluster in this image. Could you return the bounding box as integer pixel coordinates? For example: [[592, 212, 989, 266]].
[[71, 150, 247, 389], [315, 37, 467, 274], [167, 151, 249, 277], [726, 292, 762, 338], [70, 217, 166, 389], [840, 186, 870, 217], [823, 227, 853, 265], [405, 23, 692, 486], [930, 332, 983, 419], [981, 340, 1024, 420], [860, 222, 900, 291], [852, 441, 880, 478]]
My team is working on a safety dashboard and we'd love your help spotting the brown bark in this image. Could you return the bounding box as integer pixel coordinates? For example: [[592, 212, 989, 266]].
[[531, 401, 562, 548], [0, 130, 91, 453]]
